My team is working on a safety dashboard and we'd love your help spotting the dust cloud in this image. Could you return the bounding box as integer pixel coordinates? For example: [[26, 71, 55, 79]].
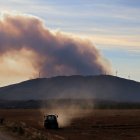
[[40, 100, 94, 127]]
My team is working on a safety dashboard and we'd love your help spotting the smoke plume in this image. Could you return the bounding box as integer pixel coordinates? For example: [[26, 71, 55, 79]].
[[0, 12, 111, 77]]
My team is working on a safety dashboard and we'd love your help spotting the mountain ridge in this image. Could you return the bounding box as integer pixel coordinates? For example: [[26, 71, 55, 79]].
[[0, 75, 140, 102]]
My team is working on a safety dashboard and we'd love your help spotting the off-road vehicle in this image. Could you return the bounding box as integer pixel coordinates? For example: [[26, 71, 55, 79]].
[[44, 114, 58, 129]]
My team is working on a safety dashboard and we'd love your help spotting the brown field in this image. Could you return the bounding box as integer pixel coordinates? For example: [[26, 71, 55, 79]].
[[1, 109, 140, 140]]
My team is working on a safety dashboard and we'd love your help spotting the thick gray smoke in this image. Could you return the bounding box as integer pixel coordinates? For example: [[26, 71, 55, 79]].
[[0, 13, 111, 77]]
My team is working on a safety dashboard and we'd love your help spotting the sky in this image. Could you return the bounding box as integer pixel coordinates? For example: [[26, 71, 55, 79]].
[[0, 0, 140, 86]]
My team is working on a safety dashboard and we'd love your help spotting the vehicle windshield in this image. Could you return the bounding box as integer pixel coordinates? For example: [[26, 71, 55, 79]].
[[47, 115, 56, 121]]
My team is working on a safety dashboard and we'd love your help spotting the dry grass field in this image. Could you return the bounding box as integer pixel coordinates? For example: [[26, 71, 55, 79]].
[[1, 109, 140, 140]]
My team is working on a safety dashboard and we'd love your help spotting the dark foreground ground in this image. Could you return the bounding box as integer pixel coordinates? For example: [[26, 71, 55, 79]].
[[0, 109, 140, 140]]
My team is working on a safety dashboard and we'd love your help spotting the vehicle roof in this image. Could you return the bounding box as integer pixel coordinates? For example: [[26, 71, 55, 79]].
[[47, 114, 56, 116]]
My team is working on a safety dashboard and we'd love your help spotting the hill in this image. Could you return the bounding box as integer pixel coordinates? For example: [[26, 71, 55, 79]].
[[0, 75, 140, 103]]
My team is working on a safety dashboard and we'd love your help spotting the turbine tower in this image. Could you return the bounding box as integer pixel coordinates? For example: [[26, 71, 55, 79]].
[[116, 70, 118, 77]]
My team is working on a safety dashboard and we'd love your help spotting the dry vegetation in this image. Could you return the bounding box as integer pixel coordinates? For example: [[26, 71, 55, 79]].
[[0, 109, 140, 140]]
